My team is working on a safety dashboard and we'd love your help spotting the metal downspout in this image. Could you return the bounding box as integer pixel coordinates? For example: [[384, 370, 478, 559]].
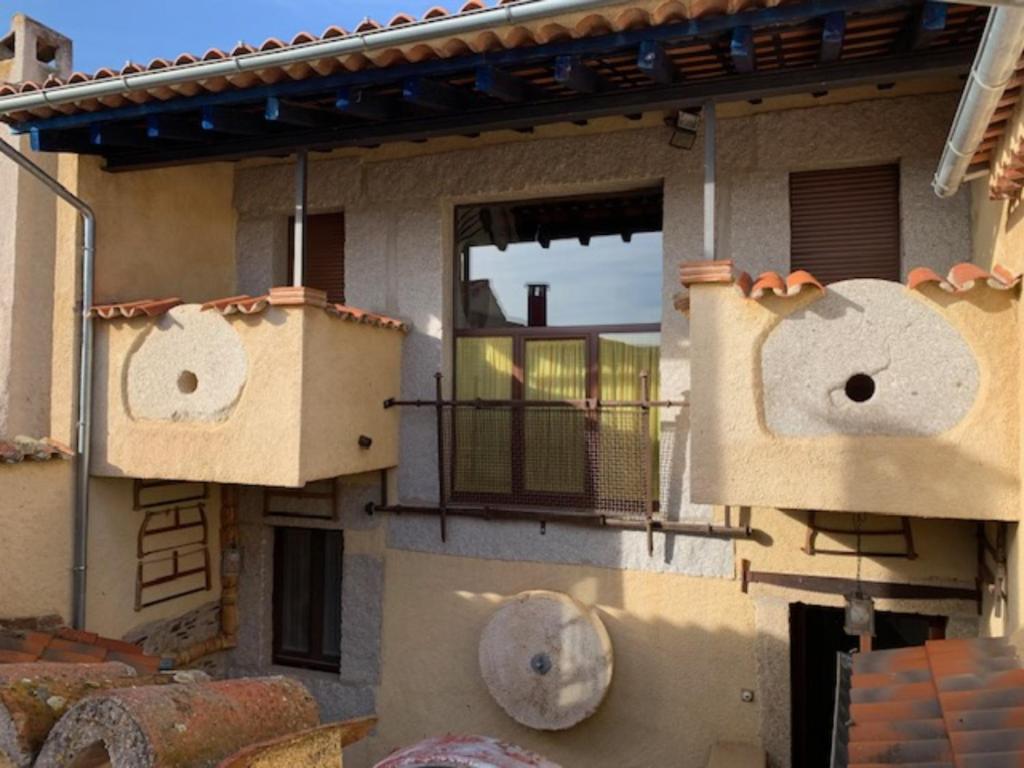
[[703, 101, 717, 260], [932, 6, 1024, 197], [293, 149, 307, 286], [0, 138, 95, 629]]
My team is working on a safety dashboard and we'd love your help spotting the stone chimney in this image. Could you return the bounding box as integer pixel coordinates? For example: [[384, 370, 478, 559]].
[[0, 14, 72, 84]]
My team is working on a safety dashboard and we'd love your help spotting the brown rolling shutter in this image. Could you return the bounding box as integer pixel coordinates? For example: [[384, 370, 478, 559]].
[[288, 212, 345, 304], [789, 164, 900, 285]]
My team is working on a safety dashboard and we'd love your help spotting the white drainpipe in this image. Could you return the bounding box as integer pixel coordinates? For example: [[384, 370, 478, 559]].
[[0, 0, 632, 117], [932, 5, 1024, 197]]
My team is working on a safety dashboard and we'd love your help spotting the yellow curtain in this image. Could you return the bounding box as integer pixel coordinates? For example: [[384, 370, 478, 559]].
[[454, 337, 513, 494], [524, 339, 587, 495], [598, 336, 661, 507]]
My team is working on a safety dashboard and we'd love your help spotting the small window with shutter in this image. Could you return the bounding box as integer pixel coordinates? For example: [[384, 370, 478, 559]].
[[789, 164, 900, 285], [288, 212, 345, 304]]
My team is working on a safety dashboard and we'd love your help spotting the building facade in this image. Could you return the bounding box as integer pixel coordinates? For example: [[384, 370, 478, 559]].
[[0, 2, 1021, 767]]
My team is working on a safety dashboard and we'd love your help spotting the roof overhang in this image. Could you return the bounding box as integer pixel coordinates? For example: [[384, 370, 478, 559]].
[[0, 0, 989, 171]]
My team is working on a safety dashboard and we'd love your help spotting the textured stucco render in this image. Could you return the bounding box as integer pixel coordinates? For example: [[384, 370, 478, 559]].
[[231, 92, 971, 574], [688, 281, 1018, 520], [91, 305, 402, 486]]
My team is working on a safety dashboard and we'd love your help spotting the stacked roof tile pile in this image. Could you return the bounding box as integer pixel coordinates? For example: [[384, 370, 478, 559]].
[[0, 626, 164, 673], [841, 636, 1024, 767]]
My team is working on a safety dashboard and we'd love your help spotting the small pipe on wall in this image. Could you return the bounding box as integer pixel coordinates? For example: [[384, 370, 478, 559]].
[[0, 137, 95, 630], [174, 484, 240, 666], [292, 149, 307, 287]]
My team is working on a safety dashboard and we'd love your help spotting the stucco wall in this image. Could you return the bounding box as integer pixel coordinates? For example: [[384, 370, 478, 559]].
[[86, 477, 222, 639], [234, 92, 971, 572], [0, 461, 73, 620]]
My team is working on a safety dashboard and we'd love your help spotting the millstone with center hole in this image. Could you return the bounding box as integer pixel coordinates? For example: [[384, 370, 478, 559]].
[[478, 590, 613, 731]]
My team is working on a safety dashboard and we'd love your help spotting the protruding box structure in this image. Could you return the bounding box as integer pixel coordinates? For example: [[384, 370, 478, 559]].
[[91, 287, 406, 487], [680, 261, 1020, 521]]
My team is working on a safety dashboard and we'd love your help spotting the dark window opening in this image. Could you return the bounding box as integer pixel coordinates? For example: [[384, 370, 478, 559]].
[[287, 212, 346, 304], [789, 164, 901, 285], [789, 603, 945, 768], [272, 527, 342, 673], [452, 190, 663, 510]]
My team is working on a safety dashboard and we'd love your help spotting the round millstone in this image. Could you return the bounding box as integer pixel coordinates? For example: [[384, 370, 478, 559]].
[[479, 590, 613, 731]]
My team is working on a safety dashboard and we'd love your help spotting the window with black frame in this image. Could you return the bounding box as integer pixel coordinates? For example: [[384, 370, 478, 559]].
[[452, 189, 663, 514], [272, 527, 342, 672]]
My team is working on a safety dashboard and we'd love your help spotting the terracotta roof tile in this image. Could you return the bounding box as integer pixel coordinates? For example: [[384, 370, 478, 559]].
[[0, 627, 164, 674], [0, 0, 795, 124], [843, 637, 1024, 768], [0, 436, 73, 465], [679, 260, 1022, 314], [89, 298, 183, 319]]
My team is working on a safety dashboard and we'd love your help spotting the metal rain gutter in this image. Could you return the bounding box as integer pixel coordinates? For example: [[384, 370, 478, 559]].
[[0, 0, 632, 117], [0, 137, 95, 630], [932, 5, 1024, 197]]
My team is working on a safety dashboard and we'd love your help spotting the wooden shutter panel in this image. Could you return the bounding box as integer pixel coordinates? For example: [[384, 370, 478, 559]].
[[789, 164, 900, 285], [288, 212, 345, 304]]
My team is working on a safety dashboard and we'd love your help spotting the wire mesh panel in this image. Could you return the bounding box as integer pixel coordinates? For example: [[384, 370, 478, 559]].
[[444, 401, 658, 518]]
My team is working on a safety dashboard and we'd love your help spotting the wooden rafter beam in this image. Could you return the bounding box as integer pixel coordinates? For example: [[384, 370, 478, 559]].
[[637, 40, 677, 84], [554, 55, 605, 93]]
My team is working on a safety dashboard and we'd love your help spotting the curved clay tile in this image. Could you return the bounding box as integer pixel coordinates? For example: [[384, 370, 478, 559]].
[[459, 0, 489, 13], [612, 7, 652, 31], [906, 267, 945, 291], [321, 25, 349, 39], [501, 26, 538, 49], [17, 81, 40, 93], [388, 12, 417, 26], [0, 84, 15, 97], [67, 71, 93, 83], [734, 272, 753, 297], [468, 30, 503, 53], [290, 31, 318, 45], [251, 68, 286, 85], [439, 38, 473, 57], [749, 272, 787, 299], [689, 0, 730, 19], [119, 62, 143, 75], [339, 53, 371, 73], [173, 53, 199, 66], [145, 58, 171, 70], [259, 38, 286, 51], [947, 262, 994, 290], [535, 22, 572, 44], [405, 44, 440, 63], [785, 270, 825, 296], [230, 43, 256, 56], [201, 48, 227, 61], [423, 6, 450, 19], [309, 58, 341, 77], [355, 18, 383, 33], [652, 0, 691, 25], [367, 49, 409, 68], [991, 263, 1020, 286], [575, 14, 615, 37], [42, 74, 65, 89], [91, 67, 117, 80]]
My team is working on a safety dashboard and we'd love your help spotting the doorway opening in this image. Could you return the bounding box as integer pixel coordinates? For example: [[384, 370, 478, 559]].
[[789, 602, 946, 768]]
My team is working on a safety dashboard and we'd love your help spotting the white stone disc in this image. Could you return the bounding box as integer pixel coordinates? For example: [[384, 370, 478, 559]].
[[478, 590, 613, 731], [126, 304, 248, 423]]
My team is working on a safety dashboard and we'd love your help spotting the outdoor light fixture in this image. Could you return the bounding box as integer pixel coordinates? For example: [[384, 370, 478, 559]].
[[667, 109, 701, 150], [844, 593, 876, 637]]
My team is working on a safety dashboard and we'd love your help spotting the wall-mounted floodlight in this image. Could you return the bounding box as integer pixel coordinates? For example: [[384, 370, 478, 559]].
[[667, 109, 701, 150]]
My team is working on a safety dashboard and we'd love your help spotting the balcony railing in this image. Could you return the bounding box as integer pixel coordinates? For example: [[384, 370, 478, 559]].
[[378, 374, 753, 553]]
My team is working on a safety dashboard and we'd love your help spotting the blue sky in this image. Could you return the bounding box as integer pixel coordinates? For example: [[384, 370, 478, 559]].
[[1, 0, 426, 74]]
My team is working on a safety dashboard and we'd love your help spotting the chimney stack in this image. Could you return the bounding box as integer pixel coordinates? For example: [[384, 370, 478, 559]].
[[527, 283, 549, 327]]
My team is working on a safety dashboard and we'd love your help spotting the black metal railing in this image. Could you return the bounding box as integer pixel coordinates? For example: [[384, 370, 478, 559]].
[[384, 372, 696, 549]]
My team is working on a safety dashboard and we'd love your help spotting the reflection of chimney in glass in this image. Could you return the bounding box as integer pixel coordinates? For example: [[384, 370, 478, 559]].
[[527, 283, 549, 327]]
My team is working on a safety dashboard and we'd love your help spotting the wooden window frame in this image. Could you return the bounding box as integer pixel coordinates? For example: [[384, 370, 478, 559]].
[[272, 526, 343, 673], [452, 323, 661, 510]]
